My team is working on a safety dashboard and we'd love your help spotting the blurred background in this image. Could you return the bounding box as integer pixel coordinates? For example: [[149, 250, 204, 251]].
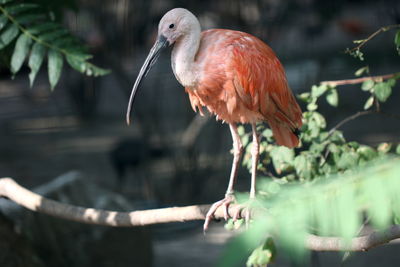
[[0, 0, 400, 266]]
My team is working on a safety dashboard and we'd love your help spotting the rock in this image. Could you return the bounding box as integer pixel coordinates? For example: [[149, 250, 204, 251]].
[[0, 171, 153, 267], [0, 213, 45, 267]]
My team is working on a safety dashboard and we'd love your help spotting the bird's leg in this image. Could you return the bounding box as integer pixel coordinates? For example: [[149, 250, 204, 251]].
[[250, 123, 259, 199], [233, 123, 259, 224], [203, 123, 243, 231], [226, 123, 243, 196]]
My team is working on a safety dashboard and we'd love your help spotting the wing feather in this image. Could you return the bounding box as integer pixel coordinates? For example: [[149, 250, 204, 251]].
[[227, 33, 302, 130]]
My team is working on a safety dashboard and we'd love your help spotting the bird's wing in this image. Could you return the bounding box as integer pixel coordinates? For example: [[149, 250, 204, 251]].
[[222, 32, 301, 129]]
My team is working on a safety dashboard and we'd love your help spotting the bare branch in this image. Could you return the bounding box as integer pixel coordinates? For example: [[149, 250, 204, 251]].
[[1, 177, 400, 252], [345, 24, 400, 54], [328, 110, 375, 136], [321, 72, 400, 87], [306, 225, 400, 251], [0, 177, 239, 226]]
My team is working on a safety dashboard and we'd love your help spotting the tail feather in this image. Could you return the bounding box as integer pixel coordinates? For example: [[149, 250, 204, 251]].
[[269, 121, 299, 148]]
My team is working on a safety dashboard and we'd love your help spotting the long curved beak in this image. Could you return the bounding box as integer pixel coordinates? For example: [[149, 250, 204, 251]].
[[126, 35, 169, 125]]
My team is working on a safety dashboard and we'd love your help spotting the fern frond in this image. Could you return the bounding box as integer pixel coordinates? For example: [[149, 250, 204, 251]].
[[0, 0, 110, 89]]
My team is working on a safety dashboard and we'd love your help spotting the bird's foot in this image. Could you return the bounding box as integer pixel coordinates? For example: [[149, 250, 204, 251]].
[[231, 197, 258, 229], [203, 194, 236, 232]]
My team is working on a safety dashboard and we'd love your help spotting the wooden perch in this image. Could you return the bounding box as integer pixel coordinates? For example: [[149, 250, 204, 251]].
[[1, 177, 400, 251]]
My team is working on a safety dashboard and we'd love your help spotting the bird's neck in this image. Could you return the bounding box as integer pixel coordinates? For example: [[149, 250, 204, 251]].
[[171, 26, 201, 87]]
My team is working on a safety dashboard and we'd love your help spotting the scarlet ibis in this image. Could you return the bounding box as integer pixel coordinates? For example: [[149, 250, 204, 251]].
[[126, 8, 302, 230]]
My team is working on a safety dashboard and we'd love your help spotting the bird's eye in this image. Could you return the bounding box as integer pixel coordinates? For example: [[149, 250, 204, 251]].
[[169, 24, 174, 29]]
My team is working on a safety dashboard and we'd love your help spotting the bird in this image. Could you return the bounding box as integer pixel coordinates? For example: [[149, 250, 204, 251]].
[[126, 8, 303, 230]]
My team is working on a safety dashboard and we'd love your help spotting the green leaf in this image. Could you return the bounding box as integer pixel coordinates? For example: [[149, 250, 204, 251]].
[[47, 49, 63, 90], [218, 222, 267, 267], [39, 29, 69, 42], [357, 145, 377, 161], [355, 66, 369, 77], [395, 30, 400, 54], [294, 154, 314, 179], [311, 84, 328, 99], [326, 88, 338, 107], [15, 14, 46, 25], [0, 24, 19, 49], [262, 128, 273, 138], [87, 63, 110, 76], [363, 96, 374, 110], [374, 82, 391, 102], [387, 78, 396, 87], [377, 142, 391, 154], [0, 14, 8, 31], [363, 177, 391, 229], [337, 151, 359, 169], [246, 238, 276, 267], [28, 42, 46, 86], [27, 22, 59, 35], [4, 3, 39, 14], [53, 36, 83, 50], [10, 34, 32, 74], [270, 146, 294, 174], [337, 186, 359, 242], [298, 92, 311, 103], [361, 79, 374, 91], [396, 144, 400, 155], [66, 54, 86, 73], [307, 102, 318, 111]]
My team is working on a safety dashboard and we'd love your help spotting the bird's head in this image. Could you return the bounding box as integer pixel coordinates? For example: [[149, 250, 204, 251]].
[[158, 8, 199, 45], [126, 8, 200, 125]]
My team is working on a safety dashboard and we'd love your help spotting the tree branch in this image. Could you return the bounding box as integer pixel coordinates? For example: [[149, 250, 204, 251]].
[[1, 177, 400, 252], [328, 110, 375, 136], [320, 72, 400, 87], [345, 24, 400, 54], [0, 177, 236, 226], [306, 225, 400, 251]]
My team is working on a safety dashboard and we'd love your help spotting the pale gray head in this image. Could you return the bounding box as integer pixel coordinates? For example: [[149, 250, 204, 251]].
[[158, 8, 200, 45], [126, 8, 200, 124]]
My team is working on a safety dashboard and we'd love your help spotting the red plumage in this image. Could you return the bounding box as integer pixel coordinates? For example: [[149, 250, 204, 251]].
[[185, 29, 302, 148]]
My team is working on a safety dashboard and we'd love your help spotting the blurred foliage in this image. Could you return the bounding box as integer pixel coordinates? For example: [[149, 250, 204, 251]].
[[0, 0, 109, 89], [222, 26, 400, 267], [220, 158, 400, 267]]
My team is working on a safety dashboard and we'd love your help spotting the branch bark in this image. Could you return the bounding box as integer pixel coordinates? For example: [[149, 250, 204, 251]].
[[320, 72, 400, 87], [306, 225, 400, 251], [0, 177, 217, 226], [1, 177, 400, 251]]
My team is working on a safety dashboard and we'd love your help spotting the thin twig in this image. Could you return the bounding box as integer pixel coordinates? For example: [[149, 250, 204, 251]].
[[328, 110, 375, 136], [328, 109, 400, 137], [346, 24, 400, 53], [379, 111, 400, 120], [321, 72, 400, 87]]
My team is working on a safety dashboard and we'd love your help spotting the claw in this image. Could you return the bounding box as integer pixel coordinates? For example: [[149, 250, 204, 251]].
[[203, 195, 235, 232]]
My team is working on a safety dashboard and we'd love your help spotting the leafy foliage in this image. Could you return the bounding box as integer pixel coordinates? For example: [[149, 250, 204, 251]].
[[240, 80, 395, 183], [222, 26, 400, 267], [0, 0, 109, 89], [220, 158, 400, 267]]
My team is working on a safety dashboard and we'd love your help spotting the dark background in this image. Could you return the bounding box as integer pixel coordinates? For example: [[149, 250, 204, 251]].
[[0, 0, 400, 266]]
